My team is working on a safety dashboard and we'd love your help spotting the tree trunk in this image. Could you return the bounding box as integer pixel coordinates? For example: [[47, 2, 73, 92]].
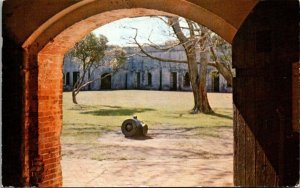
[[185, 47, 201, 113], [187, 48, 212, 114], [72, 90, 78, 104], [198, 52, 213, 113]]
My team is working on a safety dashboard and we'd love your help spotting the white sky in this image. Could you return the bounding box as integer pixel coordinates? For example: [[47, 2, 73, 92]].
[[92, 17, 176, 46]]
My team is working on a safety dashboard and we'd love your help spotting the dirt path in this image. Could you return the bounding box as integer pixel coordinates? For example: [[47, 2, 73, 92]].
[[61, 126, 233, 187]]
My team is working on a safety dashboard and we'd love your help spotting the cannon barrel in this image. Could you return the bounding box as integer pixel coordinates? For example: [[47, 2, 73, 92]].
[[121, 116, 148, 137]]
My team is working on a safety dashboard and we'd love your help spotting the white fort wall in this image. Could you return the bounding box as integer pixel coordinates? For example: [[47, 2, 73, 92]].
[[63, 46, 230, 92]]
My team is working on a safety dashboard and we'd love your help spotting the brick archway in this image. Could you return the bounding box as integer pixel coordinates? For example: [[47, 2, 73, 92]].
[[23, 4, 240, 185], [3, 0, 299, 187], [22, 2, 246, 184]]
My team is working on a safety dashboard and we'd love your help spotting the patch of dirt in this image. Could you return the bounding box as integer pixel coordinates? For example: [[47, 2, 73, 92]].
[[61, 126, 233, 187]]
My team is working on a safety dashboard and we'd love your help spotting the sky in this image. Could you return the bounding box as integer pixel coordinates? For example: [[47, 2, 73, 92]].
[[92, 17, 177, 46]]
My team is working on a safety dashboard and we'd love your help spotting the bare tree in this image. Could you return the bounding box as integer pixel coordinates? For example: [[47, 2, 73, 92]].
[[67, 33, 126, 104], [129, 16, 232, 114], [168, 17, 212, 113]]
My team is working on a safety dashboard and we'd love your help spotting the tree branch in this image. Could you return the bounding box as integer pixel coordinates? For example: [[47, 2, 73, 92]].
[[208, 62, 217, 68], [76, 70, 117, 92], [132, 28, 189, 64]]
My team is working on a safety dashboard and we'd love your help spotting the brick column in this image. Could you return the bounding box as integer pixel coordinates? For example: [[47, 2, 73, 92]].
[[36, 53, 64, 186], [23, 50, 64, 186]]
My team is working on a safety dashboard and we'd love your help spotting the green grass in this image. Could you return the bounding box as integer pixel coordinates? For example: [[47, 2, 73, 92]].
[[62, 90, 233, 144]]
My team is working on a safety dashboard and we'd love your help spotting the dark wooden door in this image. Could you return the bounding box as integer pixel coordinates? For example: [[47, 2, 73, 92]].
[[232, 1, 299, 186], [292, 62, 300, 132]]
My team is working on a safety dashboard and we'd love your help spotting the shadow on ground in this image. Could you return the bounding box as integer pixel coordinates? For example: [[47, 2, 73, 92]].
[[207, 112, 233, 120], [80, 106, 155, 116], [124, 135, 153, 140], [164, 111, 232, 120]]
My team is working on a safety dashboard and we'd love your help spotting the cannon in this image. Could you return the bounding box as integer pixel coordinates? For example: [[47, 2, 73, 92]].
[[121, 115, 148, 137]]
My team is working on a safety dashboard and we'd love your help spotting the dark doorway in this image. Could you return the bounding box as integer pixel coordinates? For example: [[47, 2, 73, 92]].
[[73, 71, 80, 86], [159, 70, 162, 90], [148, 72, 152, 86], [66, 72, 70, 85], [211, 71, 219, 92], [101, 73, 111, 90], [184, 72, 190, 87], [136, 72, 141, 89], [125, 73, 128, 89], [170, 72, 177, 91]]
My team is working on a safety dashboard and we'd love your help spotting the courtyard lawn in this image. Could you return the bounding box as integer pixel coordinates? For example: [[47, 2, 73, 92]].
[[62, 90, 233, 144]]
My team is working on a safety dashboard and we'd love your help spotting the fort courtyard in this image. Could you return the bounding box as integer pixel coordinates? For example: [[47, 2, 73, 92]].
[[61, 90, 233, 186]]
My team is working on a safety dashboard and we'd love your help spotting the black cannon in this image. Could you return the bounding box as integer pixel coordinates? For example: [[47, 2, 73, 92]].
[[121, 115, 148, 137]]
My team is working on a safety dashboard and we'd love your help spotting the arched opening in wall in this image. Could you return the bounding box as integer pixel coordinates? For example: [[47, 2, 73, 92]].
[[58, 16, 233, 187], [147, 72, 152, 87], [73, 72, 80, 87], [211, 71, 220, 92], [63, 72, 71, 91], [41, 17, 234, 186], [136, 72, 141, 89], [27, 2, 239, 186], [125, 73, 128, 89], [66, 72, 70, 86], [170, 72, 177, 91], [100, 73, 112, 90], [184, 72, 191, 87]]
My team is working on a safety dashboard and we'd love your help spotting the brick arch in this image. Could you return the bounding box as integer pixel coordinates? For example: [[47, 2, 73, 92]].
[[22, 0, 242, 54], [24, 3, 240, 186]]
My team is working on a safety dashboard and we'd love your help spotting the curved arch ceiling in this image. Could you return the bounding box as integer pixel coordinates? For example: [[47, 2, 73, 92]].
[[18, 0, 258, 53]]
